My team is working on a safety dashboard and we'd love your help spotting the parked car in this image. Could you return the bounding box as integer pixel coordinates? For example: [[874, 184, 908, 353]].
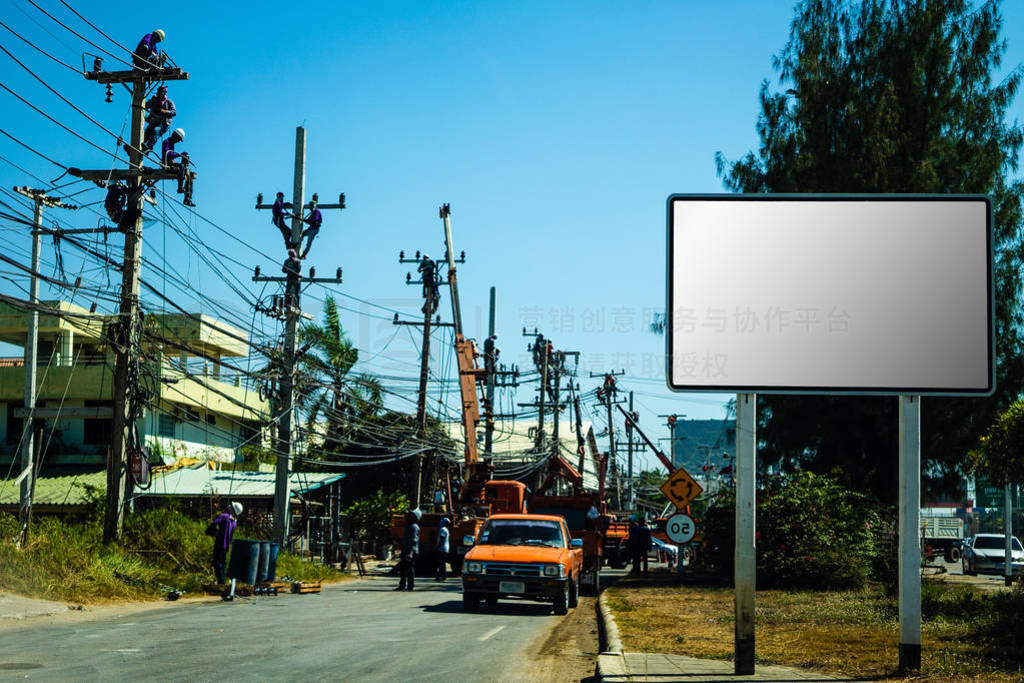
[[961, 534, 1024, 576], [650, 536, 679, 564]]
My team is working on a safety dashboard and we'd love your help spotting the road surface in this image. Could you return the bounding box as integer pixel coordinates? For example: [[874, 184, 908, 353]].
[[0, 575, 600, 681]]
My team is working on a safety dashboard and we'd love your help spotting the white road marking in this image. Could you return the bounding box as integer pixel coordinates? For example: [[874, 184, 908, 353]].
[[102, 649, 141, 654], [477, 625, 506, 641]]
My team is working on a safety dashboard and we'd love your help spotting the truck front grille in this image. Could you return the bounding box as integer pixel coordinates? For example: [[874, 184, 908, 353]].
[[483, 562, 542, 577]]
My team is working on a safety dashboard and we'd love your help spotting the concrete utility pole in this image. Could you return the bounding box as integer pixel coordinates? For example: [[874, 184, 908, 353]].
[[395, 249, 456, 507], [12, 187, 76, 544], [484, 287, 497, 456], [626, 391, 634, 510], [70, 59, 191, 544], [253, 127, 345, 546], [592, 370, 626, 510]]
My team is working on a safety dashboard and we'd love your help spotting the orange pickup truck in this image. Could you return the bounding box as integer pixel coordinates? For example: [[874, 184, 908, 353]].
[[461, 513, 583, 615]]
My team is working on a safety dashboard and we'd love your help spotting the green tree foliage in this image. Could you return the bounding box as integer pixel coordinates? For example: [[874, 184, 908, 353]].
[[702, 472, 885, 589], [717, 0, 1024, 503], [969, 399, 1024, 485], [344, 489, 410, 545]]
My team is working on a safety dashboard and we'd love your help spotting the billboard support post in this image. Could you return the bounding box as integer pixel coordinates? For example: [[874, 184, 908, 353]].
[[898, 395, 922, 672], [734, 392, 756, 675]]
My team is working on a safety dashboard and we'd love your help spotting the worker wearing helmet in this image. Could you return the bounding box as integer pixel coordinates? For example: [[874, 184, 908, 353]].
[[133, 29, 166, 69], [272, 192, 294, 247], [161, 128, 196, 207], [299, 199, 322, 259], [395, 509, 421, 591], [142, 85, 176, 153], [418, 255, 439, 314], [207, 501, 243, 584]]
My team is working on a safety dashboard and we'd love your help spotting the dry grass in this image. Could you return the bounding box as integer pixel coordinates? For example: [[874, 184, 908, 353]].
[[605, 578, 1024, 682]]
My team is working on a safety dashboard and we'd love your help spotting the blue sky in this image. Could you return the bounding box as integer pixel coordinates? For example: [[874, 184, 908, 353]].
[[1, 1, 1022, 473]]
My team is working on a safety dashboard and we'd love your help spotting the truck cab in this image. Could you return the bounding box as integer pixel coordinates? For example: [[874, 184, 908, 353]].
[[461, 513, 583, 615]]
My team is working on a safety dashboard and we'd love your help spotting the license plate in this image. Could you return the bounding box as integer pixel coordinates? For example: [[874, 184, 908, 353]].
[[499, 580, 525, 594]]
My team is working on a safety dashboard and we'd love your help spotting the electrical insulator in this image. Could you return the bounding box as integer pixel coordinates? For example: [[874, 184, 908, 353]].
[[254, 265, 261, 278], [399, 250, 405, 259], [256, 193, 263, 205], [336, 267, 342, 280], [309, 267, 316, 278], [339, 193, 345, 208], [105, 84, 113, 103], [92, 56, 102, 72]]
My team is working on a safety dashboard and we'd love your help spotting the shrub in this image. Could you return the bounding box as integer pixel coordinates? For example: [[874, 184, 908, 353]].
[[345, 489, 408, 545]]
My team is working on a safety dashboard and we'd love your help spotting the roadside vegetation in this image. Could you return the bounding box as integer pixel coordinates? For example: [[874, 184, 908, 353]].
[[606, 580, 1024, 681], [0, 503, 345, 605]]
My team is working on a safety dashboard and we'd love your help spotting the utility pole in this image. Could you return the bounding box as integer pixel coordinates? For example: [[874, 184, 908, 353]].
[[593, 370, 626, 510], [484, 287, 497, 456], [253, 127, 345, 546], [12, 187, 76, 544], [520, 331, 578, 480], [71, 57, 191, 543], [395, 249, 457, 507]]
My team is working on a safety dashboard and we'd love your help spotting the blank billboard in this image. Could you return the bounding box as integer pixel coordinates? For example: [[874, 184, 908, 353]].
[[667, 195, 992, 395]]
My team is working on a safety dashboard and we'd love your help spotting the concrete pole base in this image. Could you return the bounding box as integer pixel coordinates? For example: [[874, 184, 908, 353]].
[[899, 643, 921, 672], [735, 636, 754, 675]]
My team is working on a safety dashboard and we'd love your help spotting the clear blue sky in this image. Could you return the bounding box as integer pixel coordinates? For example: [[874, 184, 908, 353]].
[[1, 1, 1022, 473]]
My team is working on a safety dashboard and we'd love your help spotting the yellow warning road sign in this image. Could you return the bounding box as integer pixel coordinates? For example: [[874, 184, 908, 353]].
[[660, 467, 703, 510]]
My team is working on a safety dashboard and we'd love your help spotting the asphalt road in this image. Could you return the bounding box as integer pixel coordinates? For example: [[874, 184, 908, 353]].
[[0, 575, 592, 682]]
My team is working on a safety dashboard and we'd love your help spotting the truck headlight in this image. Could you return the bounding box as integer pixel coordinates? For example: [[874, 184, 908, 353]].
[[466, 561, 483, 574], [543, 564, 563, 577]]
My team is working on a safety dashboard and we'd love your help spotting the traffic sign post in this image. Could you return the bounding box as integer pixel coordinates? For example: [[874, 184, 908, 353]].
[[660, 467, 703, 510]]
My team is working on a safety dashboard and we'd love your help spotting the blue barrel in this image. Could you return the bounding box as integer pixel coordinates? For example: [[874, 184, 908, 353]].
[[256, 542, 270, 583], [265, 542, 279, 582], [228, 539, 259, 584]]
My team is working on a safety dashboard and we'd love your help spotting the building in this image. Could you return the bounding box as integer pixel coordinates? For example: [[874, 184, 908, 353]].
[[0, 300, 270, 473]]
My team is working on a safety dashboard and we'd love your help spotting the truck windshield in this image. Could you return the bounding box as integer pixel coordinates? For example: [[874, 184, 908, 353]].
[[973, 536, 1023, 551], [479, 520, 565, 548]]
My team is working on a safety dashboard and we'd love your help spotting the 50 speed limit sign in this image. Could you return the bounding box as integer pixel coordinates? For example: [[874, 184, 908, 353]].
[[665, 513, 696, 544]]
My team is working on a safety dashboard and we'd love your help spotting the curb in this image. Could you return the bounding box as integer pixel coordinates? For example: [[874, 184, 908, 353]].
[[597, 591, 623, 654]]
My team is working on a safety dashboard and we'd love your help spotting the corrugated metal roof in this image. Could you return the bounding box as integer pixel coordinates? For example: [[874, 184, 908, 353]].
[[0, 470, 106, 506], [137, 467, 343, 498]]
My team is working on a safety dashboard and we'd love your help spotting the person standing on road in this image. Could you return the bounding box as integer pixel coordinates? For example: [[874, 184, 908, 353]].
[[396, 509, 421, 591], [207, 502, 242, 584], [435, 517, 451, 582], [639, 517, 652, 575], [628, 518, 642, 574]]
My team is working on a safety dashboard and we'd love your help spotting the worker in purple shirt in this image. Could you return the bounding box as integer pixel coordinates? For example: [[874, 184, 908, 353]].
[[133, 29, 165, 69], [208, 502, 242, 584], [161, 128, 195, 207], [299, 200, 322, 258], [272, 192, 293, 246], [142, 85, 176, 153]]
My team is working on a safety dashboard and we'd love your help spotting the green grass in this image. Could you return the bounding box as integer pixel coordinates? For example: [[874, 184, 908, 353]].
[[0, 507, 349, 604]]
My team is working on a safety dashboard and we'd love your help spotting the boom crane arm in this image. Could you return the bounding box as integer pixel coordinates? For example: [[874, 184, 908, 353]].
[[440, 204, 490, 502], [616, 404, 675, 473]]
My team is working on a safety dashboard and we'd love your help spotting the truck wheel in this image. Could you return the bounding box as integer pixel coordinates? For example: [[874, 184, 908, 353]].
[[486, 596, 498, 609], [553, 585, 569, 615], [463, 592, 481, 613], [948, 547, 961, 563], [568, 578, 579, 608]]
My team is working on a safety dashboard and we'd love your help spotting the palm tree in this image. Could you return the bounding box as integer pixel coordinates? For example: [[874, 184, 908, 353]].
[[297, 296, 381, 453]]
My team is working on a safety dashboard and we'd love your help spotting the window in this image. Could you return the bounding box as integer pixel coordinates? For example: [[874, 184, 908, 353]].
[[158, 413, 175, 438], [206, 413, 216, 426], [478, 519, 566, 548], [83, 400, 113, 446]]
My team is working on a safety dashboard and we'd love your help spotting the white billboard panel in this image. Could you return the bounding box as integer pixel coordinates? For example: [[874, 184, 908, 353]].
[[667, 195, 992, 395]]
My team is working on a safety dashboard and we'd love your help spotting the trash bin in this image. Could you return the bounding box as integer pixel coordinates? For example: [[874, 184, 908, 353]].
[[228, 539, 259, 584], [266, 542, 279, 582], [255, 541, 280, 583]]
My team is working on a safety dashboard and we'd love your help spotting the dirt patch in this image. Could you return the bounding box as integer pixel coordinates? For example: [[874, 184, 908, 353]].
[[520, 595, 600, 682]]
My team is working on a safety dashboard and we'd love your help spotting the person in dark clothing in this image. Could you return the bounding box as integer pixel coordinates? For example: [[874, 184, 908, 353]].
[[208, 501, 242, 584], [628, 520, 642, 574], [142, 85, 176, 152], [435, 517, 451, 582], [272, 192, 293, 246], [161, 128, 195, 206], [638, 518, 652, 574], [418, 255, 438, 314], [282, 248, 301, 277], [483, 334, 499, 376], [396, 509, 421, 591], [104, 183, 126, 224], [133, 29, 165, 69], [299, 201, 322, 258]]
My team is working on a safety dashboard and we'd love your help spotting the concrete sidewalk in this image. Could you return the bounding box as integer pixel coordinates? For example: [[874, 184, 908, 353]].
[[0, 591, 70, 621], [598, 652, 843, 682]]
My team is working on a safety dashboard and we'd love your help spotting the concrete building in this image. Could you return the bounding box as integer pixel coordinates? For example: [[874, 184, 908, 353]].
[[0, 300, 270, 472]]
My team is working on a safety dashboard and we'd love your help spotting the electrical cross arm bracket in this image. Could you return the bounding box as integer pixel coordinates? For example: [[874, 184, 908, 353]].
[[84, 68, 189, 85], [68, 168, 196, 183]]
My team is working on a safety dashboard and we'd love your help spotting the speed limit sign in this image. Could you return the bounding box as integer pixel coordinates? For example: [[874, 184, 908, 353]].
[[665, 513, 696, 544]]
